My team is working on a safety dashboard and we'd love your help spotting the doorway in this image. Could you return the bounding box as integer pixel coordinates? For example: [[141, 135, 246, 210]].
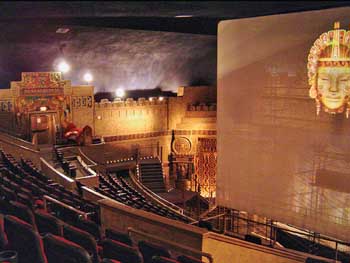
[[30, 113, 56, 145]]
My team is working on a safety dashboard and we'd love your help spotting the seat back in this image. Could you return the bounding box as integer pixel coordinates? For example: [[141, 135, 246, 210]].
[[102, 239, 143, 263], [153, 256, 180, 263], [34, 210, 63, 236], [4, 215, 47, 263], [43, 233, 92, 263], [0, 214, 8, 250], [63, 224, 99, 263], [74, 217, 101, 240], [177, 255, 204, 263], [138, 240, 171, 263], [8, 201, 36, 228], [105, 228, 133, 246]]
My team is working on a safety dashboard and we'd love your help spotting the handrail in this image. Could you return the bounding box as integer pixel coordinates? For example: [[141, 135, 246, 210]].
[[78, 147, 97, 166], [127, 227, 213, 263], [43, 195, 88, 219], [131, 170, 183, 213], [40, 157, 74, 183], [0, 132, 39, 153], [199, 205, 218, 219], [190, 213, 226, 225], [134, 164, 187, 214], [203, 209, 350, 248], [76, 155, 97, 176], [129, 169, 195, 222]]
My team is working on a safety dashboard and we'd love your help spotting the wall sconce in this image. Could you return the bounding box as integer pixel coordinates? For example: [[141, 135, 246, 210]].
[[40, 106, 47, 112]]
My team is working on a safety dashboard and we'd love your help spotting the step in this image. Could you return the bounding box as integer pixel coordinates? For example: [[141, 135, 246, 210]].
[[141, 174, 163, 178]]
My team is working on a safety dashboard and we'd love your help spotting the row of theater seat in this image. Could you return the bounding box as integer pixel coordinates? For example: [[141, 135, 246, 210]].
[[0, 212, 202, 263], [0, 185, 202, 263], [53, 146, 190, 223], [0, 150, 99, 226], [96, 173, 190, 223], [0, 148, 203, 263], [54, 146, 78, 178]]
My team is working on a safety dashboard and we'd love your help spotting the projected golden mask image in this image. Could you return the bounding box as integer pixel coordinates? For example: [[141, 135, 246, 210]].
[[308, 22, 350, 117]]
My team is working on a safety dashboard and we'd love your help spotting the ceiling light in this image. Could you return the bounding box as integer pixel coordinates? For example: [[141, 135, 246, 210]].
[[83, 72, 93, 83], [115, 88, 125, 98], [57, 61, 70, 73], [56, 28, 70, 34], [175, 15, 193, 18]]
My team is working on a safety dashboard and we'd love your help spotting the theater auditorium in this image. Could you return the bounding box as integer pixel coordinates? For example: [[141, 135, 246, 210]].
[[0, 2, 349, 263]]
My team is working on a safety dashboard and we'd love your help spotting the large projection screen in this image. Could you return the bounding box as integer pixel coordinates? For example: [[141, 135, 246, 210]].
[[217, 7, 350, 242]]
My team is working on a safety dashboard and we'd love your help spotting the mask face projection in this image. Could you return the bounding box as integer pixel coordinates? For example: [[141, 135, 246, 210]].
[[317, 66, 350, 110], [308, 22, 350, 117]]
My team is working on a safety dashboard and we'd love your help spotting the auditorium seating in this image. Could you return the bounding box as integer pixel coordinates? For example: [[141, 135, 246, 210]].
[[0, 148, 207, 263], [105, 228, 133, 246], [97, 172, 190, 223], [43, 233, 92, 263], [177, 255, 204, 263], [0, 214, 8, 250], [63, 224, 100, 263], [152, 256, 180, 263], [101, 238, 144, 263], [4, 215, 48, 263], [34, 210, 63, 236], [138, 240, 172, 263]]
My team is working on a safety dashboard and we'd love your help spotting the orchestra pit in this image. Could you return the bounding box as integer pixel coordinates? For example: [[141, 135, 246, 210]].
[[0, 2, 350, 263]]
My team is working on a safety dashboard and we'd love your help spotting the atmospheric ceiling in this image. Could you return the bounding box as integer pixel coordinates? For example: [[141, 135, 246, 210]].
[[0, 1, 348, 92]]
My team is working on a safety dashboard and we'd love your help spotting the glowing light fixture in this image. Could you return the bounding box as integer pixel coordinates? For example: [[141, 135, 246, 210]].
[[97, 115, 102, 120], [40, 106, 47, 112], [158, 96, 164, 101], [149, 97, 153, 102], [36, 118, 42, 124], [58, 61, 70, 73], [115, 88, 125, 98], [83, 72, 93, 83], [175, 15, 193, 18]]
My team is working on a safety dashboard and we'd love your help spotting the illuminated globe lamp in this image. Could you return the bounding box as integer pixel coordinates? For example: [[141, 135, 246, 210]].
[[58, 61, 70, 74], [115, 88, 125, 99], [83, 72, 93, 84], [308, 21, 350, 118]]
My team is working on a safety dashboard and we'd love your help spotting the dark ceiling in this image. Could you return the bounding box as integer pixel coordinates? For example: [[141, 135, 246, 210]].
[[0, 1, 350, 35], [0, 2, 349, 92]]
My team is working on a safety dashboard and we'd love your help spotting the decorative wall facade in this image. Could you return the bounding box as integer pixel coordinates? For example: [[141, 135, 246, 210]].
[[0, 72, 217, 197]]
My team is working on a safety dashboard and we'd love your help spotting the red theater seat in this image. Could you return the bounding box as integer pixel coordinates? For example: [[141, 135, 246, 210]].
[[101, 238, 143, 263], [63, 224, 100, 263], [177, 255, 205, 263], [4, 215, 48, 263], [101, 259, 121, 263], [153, 256, 180, 263], [105, 228, 133, 246], [8, 201, 36, 229], [138, 240, 171, 263], [43, 233, 92, 263], [74, 217, 101, 241], [34, 210, 63, 236], [0, 214, 8, 250]]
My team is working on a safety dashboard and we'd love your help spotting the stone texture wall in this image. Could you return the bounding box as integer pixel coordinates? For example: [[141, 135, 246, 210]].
[[94, 98, 168, 137]]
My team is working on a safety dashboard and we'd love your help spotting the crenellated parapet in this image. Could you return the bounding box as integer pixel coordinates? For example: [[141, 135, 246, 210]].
[[95, 97, 167, 108], [187, 102, 217, 111]]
